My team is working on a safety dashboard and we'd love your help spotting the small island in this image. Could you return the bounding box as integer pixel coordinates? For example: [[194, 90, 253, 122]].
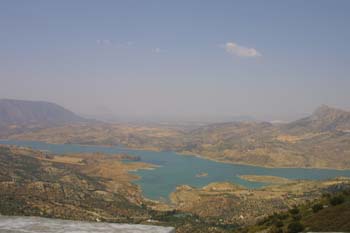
[[196, 172, 208, 178]]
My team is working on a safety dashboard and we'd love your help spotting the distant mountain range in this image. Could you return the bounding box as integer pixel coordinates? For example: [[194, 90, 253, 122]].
[[2, 99, 350, 169], [0, 99, 85, 136]]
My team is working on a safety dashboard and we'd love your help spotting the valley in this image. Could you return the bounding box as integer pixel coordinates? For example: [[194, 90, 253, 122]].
[[1, 100, 350, 232], [2, 1, 350, 231], [2, 140, 350, 201]]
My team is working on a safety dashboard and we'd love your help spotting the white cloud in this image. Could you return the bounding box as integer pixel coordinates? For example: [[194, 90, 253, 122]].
[[224, 42, 261, 57]]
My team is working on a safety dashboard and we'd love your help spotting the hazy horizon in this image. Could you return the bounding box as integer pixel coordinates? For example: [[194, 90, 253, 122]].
[[1, 1, 350, 122]]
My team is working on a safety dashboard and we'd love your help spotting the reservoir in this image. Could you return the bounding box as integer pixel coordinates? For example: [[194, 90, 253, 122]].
[[1, 140, 350, 201]]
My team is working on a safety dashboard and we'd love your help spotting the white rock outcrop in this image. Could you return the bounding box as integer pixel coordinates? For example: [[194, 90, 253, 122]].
[[0, 216, 175, 233]]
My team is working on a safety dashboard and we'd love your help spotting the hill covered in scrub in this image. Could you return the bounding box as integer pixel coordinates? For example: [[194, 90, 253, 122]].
[[0, 145, 150, 221], [242, 187, 350, 233]]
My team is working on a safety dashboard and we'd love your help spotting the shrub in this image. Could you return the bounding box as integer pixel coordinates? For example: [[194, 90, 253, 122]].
[[292, 214, 301, 221], [277, 213, 289, 220], [342, 189, 350, 196], [289, 207, 299, 215], [330, 195, 345, 206], [275, 220, 284, 228], [287, 221, 304, 233], [312, 203, 323, 213], [270, 226, 284, 233]]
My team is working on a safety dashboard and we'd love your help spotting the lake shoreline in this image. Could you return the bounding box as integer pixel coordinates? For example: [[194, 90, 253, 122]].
[[2, 140, 350, 201]]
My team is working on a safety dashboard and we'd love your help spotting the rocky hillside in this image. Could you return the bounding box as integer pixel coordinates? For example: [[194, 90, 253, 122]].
[[170, 177, 350, 227], [243, 186, 350, 233], [0, 99, 86, 136]]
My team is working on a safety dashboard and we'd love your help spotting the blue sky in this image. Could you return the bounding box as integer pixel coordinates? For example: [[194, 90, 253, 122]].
[[1, 0, 349, 121]]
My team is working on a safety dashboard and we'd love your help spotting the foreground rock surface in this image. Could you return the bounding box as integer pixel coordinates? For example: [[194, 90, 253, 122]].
[[0, 216, 175, 233]]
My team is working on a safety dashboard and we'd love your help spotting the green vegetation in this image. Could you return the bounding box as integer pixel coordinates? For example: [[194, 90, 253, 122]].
[[330, 195, 345, 206], [242, 188, 350, 232], [287, 221, 304, 233], [288, 207, 299, 215], [311, 203, 323, 213]]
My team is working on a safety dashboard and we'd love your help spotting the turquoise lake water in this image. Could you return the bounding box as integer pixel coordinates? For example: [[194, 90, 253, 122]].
[[2, 140, 350, 201]]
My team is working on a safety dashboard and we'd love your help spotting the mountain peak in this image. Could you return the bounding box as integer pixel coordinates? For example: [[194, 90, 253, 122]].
[[285, 105, 350, 133], [312, 105, 348, 120], [0, 98, 85, 129], [314, 104, 332, 112]]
